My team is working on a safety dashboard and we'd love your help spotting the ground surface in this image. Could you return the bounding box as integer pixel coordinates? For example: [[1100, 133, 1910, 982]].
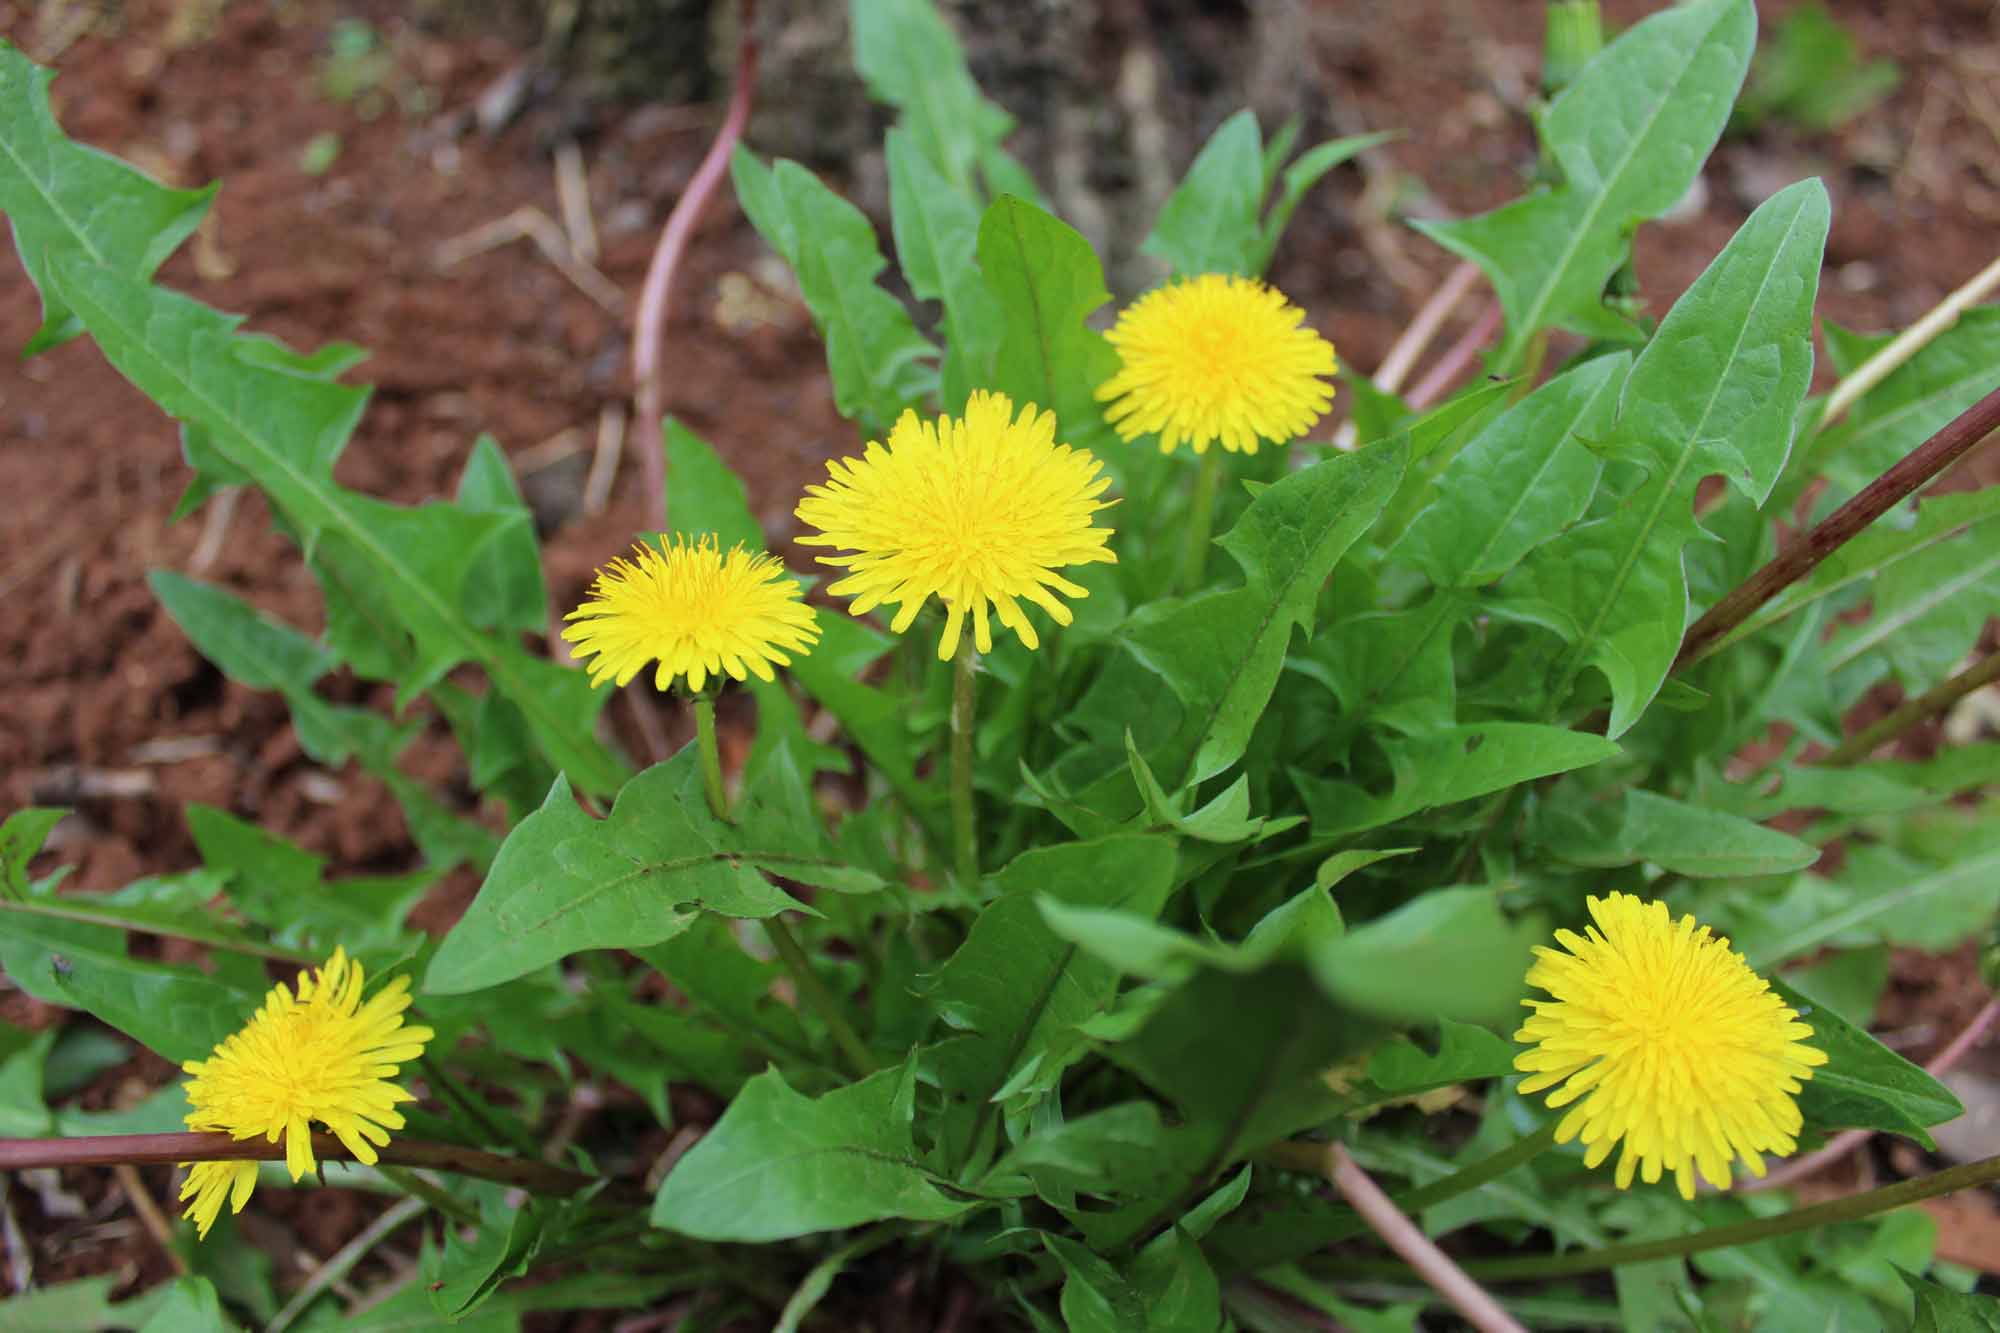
[[1, 0, 1997, 1325]]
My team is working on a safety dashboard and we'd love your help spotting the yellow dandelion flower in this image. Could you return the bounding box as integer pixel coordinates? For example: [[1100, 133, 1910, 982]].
[[794, 390, 1117, 660], [561, 535, 820, 693], [1514, 893, 1828, 1201], [1095, 272, 1338, 455], [178, 948, 431, 1239]]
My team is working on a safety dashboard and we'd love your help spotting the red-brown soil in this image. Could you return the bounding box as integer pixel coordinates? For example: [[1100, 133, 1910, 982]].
[[2, 0, 1996, 1323]]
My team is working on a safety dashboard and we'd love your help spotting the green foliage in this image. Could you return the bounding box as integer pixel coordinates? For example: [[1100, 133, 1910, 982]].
[[1736, 3, 1900, 134], [1504, 178, 1828, 734], [135, 1278, 234, 1333], [1804, 309, 2000, 500], [887, 128, 1004, 411], [0, 818, 268, 1064], [1905, 1272, 2000, 1332], [1126, 438, 1406, 790], [653, 1065, 975, 1241], [425, 746, 866, 995], [1417, 0, 1756, 369], [3, 2, 1994, 1326], [149, 571, 497, 871], [731, 149, 937, 436], [849, 0, 1035, 204], [1712, 487, 2000, 661], [1535, 787, 1819, 878], [930, 835, 1179, 1154], [977, 194, 1121, 443], [1766, 978, 1963, 1147], [0, 42, 214, 355], [1142, 109, 1391, 277], [0, 1276, 171, 1331]]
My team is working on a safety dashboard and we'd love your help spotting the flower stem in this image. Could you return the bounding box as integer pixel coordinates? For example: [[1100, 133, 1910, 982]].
[[0, 1132, 637, 1204], [266, 1195, 427, 1333], [1179, 448, 1223, 592], [375, 1165, 477, 1226], [1389, 1123, 1562, 1216], [1317, 1150, 2000, 1284], [416, 1051, 539, 1158], [694, 694, 728, 821], [763, 914, 877, 1079], [1819, 647, 2000, 767], [950, 637, 980, 889]]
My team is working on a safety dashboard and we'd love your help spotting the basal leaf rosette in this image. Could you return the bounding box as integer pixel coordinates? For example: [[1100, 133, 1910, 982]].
[[179, 948, 431, 1239], [794, 390, 1116, 660], [1096, 272, 1337, 455], [562, 534, 820, 693], [1514, 892, 1827, 1200]]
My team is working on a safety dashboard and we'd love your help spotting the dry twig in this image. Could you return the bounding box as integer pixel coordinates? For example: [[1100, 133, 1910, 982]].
[[554, 140, 600, 264], [113, 1164, 189, 1278], [435, 206, 625, 314]]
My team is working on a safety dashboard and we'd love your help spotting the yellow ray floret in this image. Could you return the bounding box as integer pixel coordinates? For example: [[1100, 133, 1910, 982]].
[[562, 535, 820, 693], [179, 948, 432, 1239], [1514, 893, 1828, 1200], [794, 391, 1117, 660], [1095, 272, 1337, 455]]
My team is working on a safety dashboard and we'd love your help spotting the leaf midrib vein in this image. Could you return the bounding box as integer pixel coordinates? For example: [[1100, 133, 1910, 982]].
[[1169, 451, 1399, 788], [60, 270, 615, 791], [1825, 545, 2000, 671], [508, 844, 846, 936], [1507, 5, 1738, 365], [1749, 842, 2000, 969], [1729, 513, 1996, 648], [1561, 199, 1808, 693], [0, 86, 110, 268]]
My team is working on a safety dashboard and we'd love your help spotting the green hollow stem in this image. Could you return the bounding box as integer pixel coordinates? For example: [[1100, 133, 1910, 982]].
[[1315, 1150, 2000, 1284], [376, 1164, 479, 1227], [415, 1052, 539, 1158], [763, 915, 877, 1079], [1178, 448, 1223, 592], [951, 638, 980, 890], [694, 695, 728, 821], [1388, 1123, 1562, 1217], [1820, 646, 2000, 766], [266, 1195, 428, 1333]]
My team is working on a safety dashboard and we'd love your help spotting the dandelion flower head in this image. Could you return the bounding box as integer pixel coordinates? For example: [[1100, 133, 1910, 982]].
[[179, 948, 431, 1239], [1514, 893, 1827, 1200], [562, 535, 820, 693], [1095, 272, 1337, 455], [794, 391, 1116, 660]]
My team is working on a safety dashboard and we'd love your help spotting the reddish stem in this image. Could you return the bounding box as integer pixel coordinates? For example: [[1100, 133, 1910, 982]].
[[1406, 300, 1502, 410], [0, 1132, 642, 1204], [1673, 384, 2000, 674], [633, 0, 759, 525], [1377, 262, 1481, 395], [1325, 1143, 1528, 1333]]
